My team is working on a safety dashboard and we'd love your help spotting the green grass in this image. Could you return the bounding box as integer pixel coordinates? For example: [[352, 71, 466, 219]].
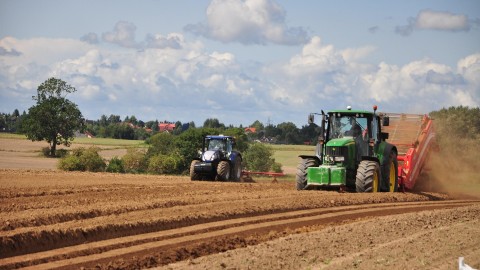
[[72, 137, 147, 147], [0, 133, 146, 148], [1, 132, 310, 170], [271, 144, 315, 170], [0, 133, 27, 139]]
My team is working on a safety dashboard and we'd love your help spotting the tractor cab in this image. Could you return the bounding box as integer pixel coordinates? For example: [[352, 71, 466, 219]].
[[202, 135, 235, 161]]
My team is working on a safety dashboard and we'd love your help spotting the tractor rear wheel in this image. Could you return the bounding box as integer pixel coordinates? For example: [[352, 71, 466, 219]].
[[216, 161, 230, 181], [232, 158, 242, 182], [190, 160, 201, 181], [385, 151, 398, 192], [296, 158, 319, 190], [355, 160, 381, 192]]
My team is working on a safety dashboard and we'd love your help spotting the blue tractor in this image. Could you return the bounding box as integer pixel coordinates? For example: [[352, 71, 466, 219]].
[[190, 135, 243, 181]]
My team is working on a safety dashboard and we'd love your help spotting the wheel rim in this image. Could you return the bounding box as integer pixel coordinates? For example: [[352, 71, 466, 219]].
[[389, 160, 396, 192], [372, 169, 379, 192]]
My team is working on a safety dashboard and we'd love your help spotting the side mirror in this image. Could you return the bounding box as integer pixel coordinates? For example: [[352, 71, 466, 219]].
[[382, 116, 390, 126], [308, 113, 314, 124]]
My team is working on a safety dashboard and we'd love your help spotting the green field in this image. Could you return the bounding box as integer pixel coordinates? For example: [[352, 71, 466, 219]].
[[270, 144, 315, 170], [0, 133, 146, 147], [0, 133, 27, 139], [0, 133, 311, 178], [72, 137, 147, 147]]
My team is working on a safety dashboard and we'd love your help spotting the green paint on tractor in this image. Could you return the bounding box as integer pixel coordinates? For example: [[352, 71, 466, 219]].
[[296, 106, 399, 192]]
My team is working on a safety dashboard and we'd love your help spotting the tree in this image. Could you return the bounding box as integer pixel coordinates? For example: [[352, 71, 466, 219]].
[[243, 143, 275, 171], [23, 78, 84, 156], [203, 118, 225, 129]]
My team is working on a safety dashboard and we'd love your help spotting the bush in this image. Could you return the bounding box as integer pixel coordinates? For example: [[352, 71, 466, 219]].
[[147, 154, 183, 174], [146, 132, 176, 158], [80, 147, 106, 172], [42, 147, 68, 158], [271, 161, 283, 173], [122, 148, 147, 173], [243, 143, 276, 172], [58, 155, 83, 171], [57, 147, 106, 172], [106, 156, 125, 173]]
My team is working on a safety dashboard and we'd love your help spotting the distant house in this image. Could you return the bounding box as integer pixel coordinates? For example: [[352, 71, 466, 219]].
[[159, 123, 176, 132], [244, 127, 256, 134]]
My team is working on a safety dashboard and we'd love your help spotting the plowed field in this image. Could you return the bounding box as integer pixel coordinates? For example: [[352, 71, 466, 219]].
[[1, 169, 479, 270], [1, 137, 479, 269]]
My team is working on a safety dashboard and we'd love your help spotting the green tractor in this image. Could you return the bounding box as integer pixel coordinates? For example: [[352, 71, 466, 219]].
[[296, 106, 398, 192]]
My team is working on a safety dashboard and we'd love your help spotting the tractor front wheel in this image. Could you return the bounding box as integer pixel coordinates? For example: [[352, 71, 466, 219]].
[[296, 158, 319, 190], [216, 161, 230, 181], [190, 160, 201, 181], [356, 160, 381, 192]]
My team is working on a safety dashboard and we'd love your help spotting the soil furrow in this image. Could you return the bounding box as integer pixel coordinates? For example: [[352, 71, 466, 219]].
[[1, 200, 475, 269]]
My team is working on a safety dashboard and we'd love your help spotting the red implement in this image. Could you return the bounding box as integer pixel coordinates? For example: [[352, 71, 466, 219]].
[[241, 171, 286, 183], [382, 113, 435, 190]]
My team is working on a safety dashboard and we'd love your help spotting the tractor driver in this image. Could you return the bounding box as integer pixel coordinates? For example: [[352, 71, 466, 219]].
[[345, 118, 362, 137]]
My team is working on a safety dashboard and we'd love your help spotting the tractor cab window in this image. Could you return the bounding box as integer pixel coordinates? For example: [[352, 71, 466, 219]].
[[329, 113, 368, 139], [226, 139, 233, 153], [207, 139, 225, 152]]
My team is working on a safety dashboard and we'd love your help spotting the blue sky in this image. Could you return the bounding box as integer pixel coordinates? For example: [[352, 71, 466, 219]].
[[1, 0, 479, 127]]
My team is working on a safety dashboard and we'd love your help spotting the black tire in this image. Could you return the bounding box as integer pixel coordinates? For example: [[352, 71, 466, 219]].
[[384, 151, 398, 192], [355, 160, 381, 192], [296, 158, 319, 190], [231, 158, 242, 182], [190, 160, 201, 181], [216, 161, 230, 181]]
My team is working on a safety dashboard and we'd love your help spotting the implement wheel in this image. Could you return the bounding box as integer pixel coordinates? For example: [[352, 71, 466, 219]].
[[356, 160, 381, 192], [216, 161, 230, 181], [190, 160, 201, 181], [296, 158, 319, 190]]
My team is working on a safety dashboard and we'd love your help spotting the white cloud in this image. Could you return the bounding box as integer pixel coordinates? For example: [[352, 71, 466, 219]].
[[457, 53, 480, 85], [396, 10, 471, 36], [185, 0, 308, 45], [0, 26, 478, 126], [284, 37, 345, 76], [145, 33, 183, 49], [80, 33, 99, 44], [102, 21, 138, 48], [416, 10, 469, 31]]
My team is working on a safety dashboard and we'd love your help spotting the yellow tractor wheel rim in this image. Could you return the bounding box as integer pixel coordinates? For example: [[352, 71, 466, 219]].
[[373, 169, 379, 192], [389, 160, 396, 192]]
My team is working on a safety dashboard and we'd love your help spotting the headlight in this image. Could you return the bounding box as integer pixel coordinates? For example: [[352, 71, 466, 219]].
[[334, 156, 345, 162]]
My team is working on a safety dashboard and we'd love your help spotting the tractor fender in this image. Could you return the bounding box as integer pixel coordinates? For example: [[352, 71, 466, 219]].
[[229, 151, 242, 163], [361, 156, 380, 163], [378, 143, 398, 191], [298, 155, 322, 164]]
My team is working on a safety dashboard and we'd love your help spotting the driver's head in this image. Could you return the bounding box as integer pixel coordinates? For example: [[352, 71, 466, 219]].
[[352, 122, 361, 137]]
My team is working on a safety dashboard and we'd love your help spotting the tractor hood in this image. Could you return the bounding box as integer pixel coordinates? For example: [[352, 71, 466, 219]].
[[326, 137, 354, 147], [202, 150, 223, 162]]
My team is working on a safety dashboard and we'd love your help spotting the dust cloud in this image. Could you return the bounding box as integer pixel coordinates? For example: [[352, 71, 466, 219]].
[[418, 137, 480, 199]]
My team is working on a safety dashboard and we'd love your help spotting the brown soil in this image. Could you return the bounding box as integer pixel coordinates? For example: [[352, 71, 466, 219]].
[[0, 138, 479, 269]]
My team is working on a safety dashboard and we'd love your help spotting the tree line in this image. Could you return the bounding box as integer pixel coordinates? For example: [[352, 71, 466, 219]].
[[1, 77, 291, 175]]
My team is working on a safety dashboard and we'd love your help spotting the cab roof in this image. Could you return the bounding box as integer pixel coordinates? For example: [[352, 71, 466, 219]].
[[205, 135, 234, 140], [328, 109, 373, 115]]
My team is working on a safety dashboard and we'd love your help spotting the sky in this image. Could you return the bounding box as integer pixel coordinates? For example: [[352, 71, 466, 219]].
[[0, 0, 479, 127]]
